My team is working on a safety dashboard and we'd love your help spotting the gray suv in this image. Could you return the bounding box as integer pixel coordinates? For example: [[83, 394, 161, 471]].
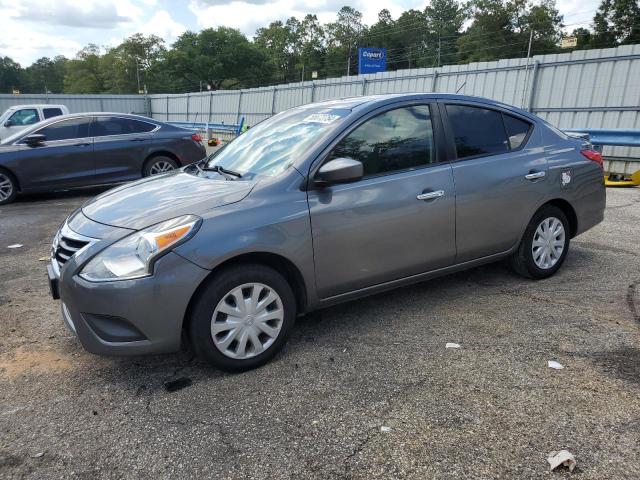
[[47, 94, 605, 372]]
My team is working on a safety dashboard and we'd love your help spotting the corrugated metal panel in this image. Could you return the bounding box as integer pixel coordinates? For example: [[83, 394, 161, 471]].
[[0, 94, 147, 116], [146, 45, 640, 158]]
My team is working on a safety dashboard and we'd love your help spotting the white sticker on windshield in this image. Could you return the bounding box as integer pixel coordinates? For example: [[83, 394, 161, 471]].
[[302, 113, 341, 124]]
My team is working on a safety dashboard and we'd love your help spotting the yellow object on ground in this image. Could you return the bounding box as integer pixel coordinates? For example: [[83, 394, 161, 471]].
[[604, 170, 640, 187]]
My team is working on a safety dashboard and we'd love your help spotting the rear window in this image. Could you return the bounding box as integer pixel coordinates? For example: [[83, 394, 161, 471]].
[[503, 114, 531, 150], [91, 117, 156, 136], [43, 108, 63, 119], [446, 105, 508, 159]]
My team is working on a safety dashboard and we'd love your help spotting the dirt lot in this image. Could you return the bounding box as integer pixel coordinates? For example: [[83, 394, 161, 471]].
[[1, 187, 639, 479]]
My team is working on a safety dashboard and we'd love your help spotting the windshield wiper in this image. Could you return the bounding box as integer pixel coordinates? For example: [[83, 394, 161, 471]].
[[202, 165, 243, 178]]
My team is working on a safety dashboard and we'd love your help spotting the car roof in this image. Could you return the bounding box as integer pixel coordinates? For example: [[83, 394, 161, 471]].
[[303, 93, 536, 120], [6, 104, 67, 109]]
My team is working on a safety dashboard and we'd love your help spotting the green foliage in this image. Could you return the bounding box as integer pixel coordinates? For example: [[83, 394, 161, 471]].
[[1, 0, 637, 95]]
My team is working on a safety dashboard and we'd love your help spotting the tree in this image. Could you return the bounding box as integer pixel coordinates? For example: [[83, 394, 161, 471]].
[[64, 45, 104, 93], [0, 57, 22, 93], [592, 0, 640, 46], [425, 0, 466, 65], [457, 0, 563, 62], [255, 18, 301, 83], [23, 56, 67, 93], [325, 6, 364, 76], [101, 34, 166, 93], [162, 27, 272, 91]]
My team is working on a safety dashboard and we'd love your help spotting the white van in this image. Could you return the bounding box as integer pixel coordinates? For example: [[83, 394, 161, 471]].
[[0, 104, 69, 141]]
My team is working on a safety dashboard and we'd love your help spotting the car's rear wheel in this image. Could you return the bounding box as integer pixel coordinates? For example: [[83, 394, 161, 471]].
[[0, 170, 17, 205], [510, 205, 570, 279], [189, 264, 297, 372], [143, 156, 178, 177]]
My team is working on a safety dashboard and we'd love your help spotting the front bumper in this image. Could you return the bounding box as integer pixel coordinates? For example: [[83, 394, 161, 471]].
[[50, 213, 210, 356]]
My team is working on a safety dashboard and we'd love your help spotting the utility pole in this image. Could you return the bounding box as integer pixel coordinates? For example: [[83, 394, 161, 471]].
[[347, 44, 351, 76], [521, 30, 534, 108], [301, 64, 305, 82], [135, 57, 141, 94], [437, 36, 441, 68]]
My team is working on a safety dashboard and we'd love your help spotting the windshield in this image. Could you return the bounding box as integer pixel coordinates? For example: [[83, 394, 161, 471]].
[[205, 107, 350, 178]]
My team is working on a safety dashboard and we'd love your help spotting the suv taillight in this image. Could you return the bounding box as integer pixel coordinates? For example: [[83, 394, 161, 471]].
[[191, 133, 202, 143], [581, 148, 603, 170]]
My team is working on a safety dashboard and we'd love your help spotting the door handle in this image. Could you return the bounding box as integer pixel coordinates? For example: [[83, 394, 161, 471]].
[[525, 171, 546, 180], [74, 142, 91, 147], [417, 190, 445, 201], [130, 138, 145, 142]]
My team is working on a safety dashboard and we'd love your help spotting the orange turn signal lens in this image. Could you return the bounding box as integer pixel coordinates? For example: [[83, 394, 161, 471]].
[[154, 225, 192, 250]]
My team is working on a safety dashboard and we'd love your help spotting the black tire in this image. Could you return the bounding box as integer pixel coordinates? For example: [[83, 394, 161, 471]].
[[142, 156, 178, 177], [510, 205, 570, 279], [189, 264, 297, 372], [0, 169, 18, 205]]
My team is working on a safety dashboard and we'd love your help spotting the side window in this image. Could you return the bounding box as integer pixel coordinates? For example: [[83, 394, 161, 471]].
[[446, 105, 508, 159], [36, 118, 91, 142], [503, 114, 531, 150], [43, 108, 63, 120], [91, 117, 155, 136], [329, 105, 435, 177], [9, 109, 39, 126]]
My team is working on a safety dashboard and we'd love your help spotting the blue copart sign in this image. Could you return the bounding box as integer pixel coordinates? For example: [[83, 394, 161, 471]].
[[358, 48, 387, 74]]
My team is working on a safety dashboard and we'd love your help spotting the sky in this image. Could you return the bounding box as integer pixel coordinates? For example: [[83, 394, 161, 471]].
[[0, 0, 601, 66]]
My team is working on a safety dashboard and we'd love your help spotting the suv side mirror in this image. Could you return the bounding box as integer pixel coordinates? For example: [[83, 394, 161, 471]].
[[23, 134, 46, 147], [4, 120, 13, 127], [315, 158, 363, 186]]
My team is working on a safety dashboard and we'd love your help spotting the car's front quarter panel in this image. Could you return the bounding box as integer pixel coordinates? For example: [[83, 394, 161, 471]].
[[173, 168, 318, 309]]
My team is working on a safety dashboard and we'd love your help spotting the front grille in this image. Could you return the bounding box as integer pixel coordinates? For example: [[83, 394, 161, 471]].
[[54, 236, 89, 268], [51, 223, 96, 274]]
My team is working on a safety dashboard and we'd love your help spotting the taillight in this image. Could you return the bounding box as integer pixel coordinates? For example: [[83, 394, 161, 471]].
[[581, 148, 603, 170], [191, 133, 202, 143]]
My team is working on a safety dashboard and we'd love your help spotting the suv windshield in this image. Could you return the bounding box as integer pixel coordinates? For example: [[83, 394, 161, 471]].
[[205, 107, 350, 179]]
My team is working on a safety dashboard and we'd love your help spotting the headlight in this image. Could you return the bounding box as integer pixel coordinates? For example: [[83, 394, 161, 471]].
[[80, 215, 201, 282]]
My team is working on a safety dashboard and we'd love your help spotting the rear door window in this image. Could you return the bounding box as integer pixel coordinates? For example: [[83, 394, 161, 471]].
[[43, 108, 63, 119], [90, 117, 156, 137], [9, 108, 39, 126], [445, 105, 508, 159], [328, 105, 435, 177], [503, 114, 531, 150], [35, 118, 91, 142]]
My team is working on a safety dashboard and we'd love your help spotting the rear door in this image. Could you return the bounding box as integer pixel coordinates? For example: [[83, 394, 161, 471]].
[[91, 116, 158, 183], [308, 103, 456, 299], [16, 117, 95, 190], [441, 101, 547, 262]]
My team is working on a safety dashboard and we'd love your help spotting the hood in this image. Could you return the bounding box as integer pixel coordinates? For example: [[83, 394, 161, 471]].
[[82, 169, 255, 230]]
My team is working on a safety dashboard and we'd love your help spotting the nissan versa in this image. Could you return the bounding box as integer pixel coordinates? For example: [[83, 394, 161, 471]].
[[48, 94, 605, 372]]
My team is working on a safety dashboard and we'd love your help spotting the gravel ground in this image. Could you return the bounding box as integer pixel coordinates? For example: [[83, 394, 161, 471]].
[[0, 186, 639, 479]]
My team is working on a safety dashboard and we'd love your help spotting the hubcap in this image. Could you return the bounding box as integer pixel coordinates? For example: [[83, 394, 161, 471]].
[[149, 160, 174, 175], [532, 216, 565, 269], [0, 173, 13, 201], [211, 283, 284, 360]]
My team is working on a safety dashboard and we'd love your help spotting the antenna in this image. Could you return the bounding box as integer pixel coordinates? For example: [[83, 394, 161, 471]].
[[455, 81, 466, 94]]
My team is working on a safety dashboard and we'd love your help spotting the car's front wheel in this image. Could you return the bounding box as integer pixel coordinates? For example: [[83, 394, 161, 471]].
[[0, 169, 17, 205], [189, 264, 297, 372], [143, 156, 178, 177], [510, 205, 570, 279]]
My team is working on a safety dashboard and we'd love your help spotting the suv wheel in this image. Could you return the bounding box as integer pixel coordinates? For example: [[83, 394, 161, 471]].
[[189, 264, 297, 372], [510, 205, 570, 279], [143, 156, 178, 176], [0, 170, 17, 205]]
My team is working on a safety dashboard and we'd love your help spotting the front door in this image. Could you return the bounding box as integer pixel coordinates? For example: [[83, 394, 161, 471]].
[[18, 117, 95, 190], [308, 104, 456, 299]]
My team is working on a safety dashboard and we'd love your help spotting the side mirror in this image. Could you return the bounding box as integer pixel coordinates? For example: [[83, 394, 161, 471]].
[[4, 120, 12, 127], [24, 134, 46, 147], [315, 158, 363, 186]]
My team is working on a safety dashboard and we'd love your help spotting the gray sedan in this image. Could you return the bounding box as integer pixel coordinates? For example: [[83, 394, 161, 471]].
[[0, 113, 206, 204], [48, 94, 605, 372]]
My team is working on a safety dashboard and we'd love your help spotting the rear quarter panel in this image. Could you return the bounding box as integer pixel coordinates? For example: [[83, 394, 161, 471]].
[[542, 129, 605, 236]]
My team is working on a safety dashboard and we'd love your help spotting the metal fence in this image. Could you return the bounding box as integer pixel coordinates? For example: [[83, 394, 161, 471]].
[[149, 44, 640, 159], [0, 94, 149, 116]]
